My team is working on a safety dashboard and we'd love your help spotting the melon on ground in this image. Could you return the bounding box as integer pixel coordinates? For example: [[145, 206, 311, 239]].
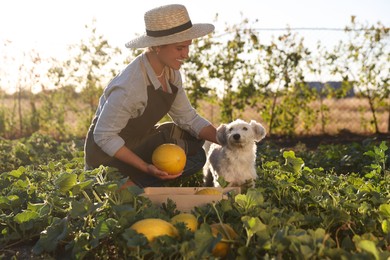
[[130, 218, 178, 242], [210, 223, 238, 257], [171, 213, 198, 232]]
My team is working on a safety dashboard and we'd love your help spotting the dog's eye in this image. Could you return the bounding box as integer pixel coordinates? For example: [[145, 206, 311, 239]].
[[243, 127, 248, 131], [228, 127, 233, 132]]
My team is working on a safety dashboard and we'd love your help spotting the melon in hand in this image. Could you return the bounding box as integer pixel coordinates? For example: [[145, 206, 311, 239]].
[[152, 143, 186, 175]]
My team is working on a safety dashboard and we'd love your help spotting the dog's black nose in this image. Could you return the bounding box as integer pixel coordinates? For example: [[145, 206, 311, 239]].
[[233, 134, 240, 140]]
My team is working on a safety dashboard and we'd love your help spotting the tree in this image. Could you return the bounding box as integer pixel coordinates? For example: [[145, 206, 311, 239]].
[[206, 18, 255, 123], [58, 19, 124, 132], [333, 16, 389, 133], [182, 34, 215, 110], [253, 30, 312, 136]]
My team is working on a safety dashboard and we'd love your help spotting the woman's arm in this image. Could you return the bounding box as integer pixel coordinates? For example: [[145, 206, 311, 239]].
[[198, 124, 218, 144]]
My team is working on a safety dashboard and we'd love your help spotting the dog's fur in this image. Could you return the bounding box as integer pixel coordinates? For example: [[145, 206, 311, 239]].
[[203, 119, 267, 187]]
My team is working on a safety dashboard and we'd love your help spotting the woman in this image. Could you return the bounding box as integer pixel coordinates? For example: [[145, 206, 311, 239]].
[[84, 4, 218, 187]]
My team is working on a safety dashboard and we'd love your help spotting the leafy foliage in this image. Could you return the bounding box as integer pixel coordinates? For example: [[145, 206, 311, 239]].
[[1, 135, 390, 259], [0, 132, 82, 172]]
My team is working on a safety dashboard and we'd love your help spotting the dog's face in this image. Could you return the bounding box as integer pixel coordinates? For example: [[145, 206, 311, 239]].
[[216, 119, 266, 147]]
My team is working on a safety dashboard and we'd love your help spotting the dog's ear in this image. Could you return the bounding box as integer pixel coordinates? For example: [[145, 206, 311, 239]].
[[250, 120, 267, 141], [216, 124, 228, 145]]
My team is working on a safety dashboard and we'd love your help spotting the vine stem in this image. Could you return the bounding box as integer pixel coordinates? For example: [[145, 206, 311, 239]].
[[81, 190, 91, 202], [245, 229, 252, 247], [91, 189, 103, 203], [211, 203, 233, 240]]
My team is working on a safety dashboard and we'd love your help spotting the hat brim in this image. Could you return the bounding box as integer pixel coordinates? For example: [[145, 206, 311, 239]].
[[125, 23, 214, 48]]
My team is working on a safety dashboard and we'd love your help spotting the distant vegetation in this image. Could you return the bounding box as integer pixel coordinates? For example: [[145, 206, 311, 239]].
[[0, 16, 388, 139]]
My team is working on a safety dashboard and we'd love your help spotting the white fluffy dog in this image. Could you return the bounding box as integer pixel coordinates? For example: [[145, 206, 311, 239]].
[[203, 119, 266, 187]]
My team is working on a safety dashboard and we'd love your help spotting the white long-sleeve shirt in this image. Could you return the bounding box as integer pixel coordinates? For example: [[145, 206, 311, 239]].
[[93, 52, 211, 157]]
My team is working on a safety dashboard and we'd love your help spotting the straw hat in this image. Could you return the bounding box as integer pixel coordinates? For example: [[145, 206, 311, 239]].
[[125, 4, 215, 48]]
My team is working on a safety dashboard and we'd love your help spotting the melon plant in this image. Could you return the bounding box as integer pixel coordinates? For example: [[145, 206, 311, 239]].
[[0, 136, 389, 259]]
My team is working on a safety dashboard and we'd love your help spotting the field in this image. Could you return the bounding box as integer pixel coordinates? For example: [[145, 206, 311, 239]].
[[199, 98, 389, 136], [2, 96, 389, 140], [0, 132, 389, 259]]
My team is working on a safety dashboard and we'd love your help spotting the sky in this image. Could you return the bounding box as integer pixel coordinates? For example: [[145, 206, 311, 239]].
[[1, 0, 389, 54], [0, 0, 389, 92]]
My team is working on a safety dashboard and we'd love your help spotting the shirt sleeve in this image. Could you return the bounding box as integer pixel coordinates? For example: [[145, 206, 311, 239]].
[[93, 61, 147, 157], [168, 71, 211, 138]]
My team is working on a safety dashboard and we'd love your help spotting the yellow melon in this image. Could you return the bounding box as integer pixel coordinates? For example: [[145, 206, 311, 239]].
[[171, 213, 198, 232], [194, 188, 223, 195], [130, 218, 178, 242], [152, 144, 186, 175], [210, 223, 238, 258]]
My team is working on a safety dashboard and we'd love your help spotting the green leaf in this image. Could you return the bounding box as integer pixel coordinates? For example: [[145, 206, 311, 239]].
[[122, 228, 148, 247], [263, 161, 281, 169], [94, 182, 119, 193], [312, 228, 327, 244], [71, 179, 94, 194], [378, 204, 390, 218], [14, 210, 40, 224], [0, 196, 10, 209], [283, 151, 305, 173], [235, 189, 264, 213], [7, 194, 20, 202], [379, 141, 388, 151], [217, 176, 229, 188], [8, 166, 26, 178], [71, 232, 90, 259], [241, 216, 267, 237], [194, 223, 219, 257], [356, 240, 379, 260], [90, 219, 114, 248], [1, 226, 21, 241], [116, 186, 142, 204], [219, 199, 234, 212], [112, 204, 137, 228], [364, 150, 377, 158], [27, 202, 50, 216], [54, 172, 78, 193], [33, 217, 68, 254], [70, 200, 91, 218], [382, 219, 390, 234], [93, 218, 118, 240], [300, 245, 314, 258]]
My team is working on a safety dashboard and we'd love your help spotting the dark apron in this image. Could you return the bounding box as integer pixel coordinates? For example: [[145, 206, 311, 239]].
[[84, 71, 205, 187]]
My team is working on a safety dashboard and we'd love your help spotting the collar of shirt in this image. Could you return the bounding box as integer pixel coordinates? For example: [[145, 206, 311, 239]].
[[141, 53, 171, 93]]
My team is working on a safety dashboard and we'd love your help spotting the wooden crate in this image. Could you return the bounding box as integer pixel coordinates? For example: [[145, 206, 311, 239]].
[[141, 187, 241, 212]]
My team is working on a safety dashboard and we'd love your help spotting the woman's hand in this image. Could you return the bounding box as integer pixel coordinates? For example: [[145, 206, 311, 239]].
[[146, 164, 183, 180], [113, 146, 182, 180], [115, 146, 183, 180]]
